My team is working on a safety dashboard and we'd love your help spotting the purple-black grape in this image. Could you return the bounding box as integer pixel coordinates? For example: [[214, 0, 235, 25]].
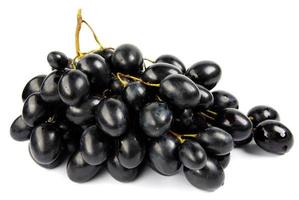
[[248, 105, 280, 127], [148, 133, 181, 176], [159, 74, 201, 109], [67, 151, 102, 183], [22, 75, 46, 102], [178, 140, 207, 170], [185, 61, 221, 90], [184, 158, 224, 191], [155, 54, 186, 73], [58, 70, 90, 106], [111, 44, 143, 75], [95, 98, 129, 137], [139, 102, 173, 138], [254, 120, 293, 154], [10, 115, 32, 141]]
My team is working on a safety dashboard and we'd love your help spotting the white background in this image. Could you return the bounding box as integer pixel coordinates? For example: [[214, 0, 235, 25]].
[[0, 0, 298, 199]]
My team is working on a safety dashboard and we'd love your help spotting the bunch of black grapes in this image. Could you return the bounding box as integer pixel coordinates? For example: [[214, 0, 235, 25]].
[[10, 44, 294, 191]]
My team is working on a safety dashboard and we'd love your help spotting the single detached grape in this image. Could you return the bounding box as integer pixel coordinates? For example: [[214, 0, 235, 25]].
[[254, 120, 293, 154]]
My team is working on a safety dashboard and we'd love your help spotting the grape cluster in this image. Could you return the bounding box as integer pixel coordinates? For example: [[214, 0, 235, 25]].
[[10, 33, 294, 191]]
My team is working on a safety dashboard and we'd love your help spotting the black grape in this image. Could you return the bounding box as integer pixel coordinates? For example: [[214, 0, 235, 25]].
[[184, 158, 224, 191], [212, 154, 230, 169], [159, 74, 201, 109], [22, 75, 46, 102], [95, 98, 129, 137], [55, 119, 82, 154], [216, 108, 253, 143], [178, 140, 207, 170], [148, 133, 181, 176], [109, 77, 123, 95], [254, 120, 294, 154], [40, 70, 63, 103], [67, 151, 102, 183], [10, 115, 32, 141], [107, 154, 140, 182], [196, 127, 234, 156], [141, 63, 182, 84], [195, 84, 214, 110], [122, 81, 149, 112], [22, 92, 49, 127], [211, 90, 239, 111], [77, 54, 111, 92], [94, 48, 114, 64], [185, 61, 221, 90], [248, 105, 280, 127], [80, 125, 110, 165], [66, 97, 101, 125], [58, 69, 90, 106], [139, 102, 173, 137], [111, 44, 143, 75], [155, 54, 186, 73], [47, 51, 69, 71], [172, 109, 208, 133], [29, 123, 64, 167], [117, 128, 145, 169]]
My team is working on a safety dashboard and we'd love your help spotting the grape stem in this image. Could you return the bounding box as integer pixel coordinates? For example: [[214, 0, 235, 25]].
[[206, 109, 218, 116], [155, 95, 162, 102], [143, 58, 155, 64], [72, 9, 105, 68], [71, 9, 156, 78], [75, 9, 104, 56], [47, 114, 56, 123], [169, 131, 185, 143], [116, 72, 160, 87], [199, 112, 216, 120], [169, 130, 198, 144], [143, 58, 155, 70]]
